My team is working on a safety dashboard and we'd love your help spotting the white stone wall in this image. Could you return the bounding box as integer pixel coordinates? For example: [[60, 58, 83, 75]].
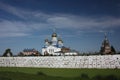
[[0, 55, 120, 68]]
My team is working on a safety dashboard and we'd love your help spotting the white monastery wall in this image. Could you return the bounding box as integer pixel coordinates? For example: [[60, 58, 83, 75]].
[[0, 55, 120, 68]]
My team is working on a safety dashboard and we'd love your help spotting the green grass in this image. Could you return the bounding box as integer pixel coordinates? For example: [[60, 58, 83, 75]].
[[0, 67, 120, 80]]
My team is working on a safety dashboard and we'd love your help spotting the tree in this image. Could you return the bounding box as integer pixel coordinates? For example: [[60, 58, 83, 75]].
[[3, 48, 13, 57]]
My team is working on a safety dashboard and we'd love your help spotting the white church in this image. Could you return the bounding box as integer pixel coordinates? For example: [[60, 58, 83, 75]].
[[42, 32, 78, 56]]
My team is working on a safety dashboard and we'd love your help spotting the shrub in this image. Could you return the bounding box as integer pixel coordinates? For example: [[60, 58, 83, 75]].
[[37, 72, 46, 76], [92, 75, 103, 80], [80, 73, 89, 80], [104, 75, 118, 80]]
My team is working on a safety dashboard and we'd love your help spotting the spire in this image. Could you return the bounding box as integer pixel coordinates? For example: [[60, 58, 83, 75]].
[[53, 28, 56, 33], [51, 28, 58, 45], [52, 28, 57, 37], [104, 33, 109, 44], [58, 37, 63, 43], [104, 33, 107, 40], [58, 34, 63, 43], [44, 39, 49, 47], [58, 37, 63, 47]]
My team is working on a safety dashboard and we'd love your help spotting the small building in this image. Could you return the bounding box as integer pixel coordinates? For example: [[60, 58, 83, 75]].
[[18, 48, 40, 56]]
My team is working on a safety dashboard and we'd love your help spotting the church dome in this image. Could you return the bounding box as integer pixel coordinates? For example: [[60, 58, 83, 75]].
[[45, 39, 49, 42], [58, 38, 63, 43], [52, 33, 57, 37]]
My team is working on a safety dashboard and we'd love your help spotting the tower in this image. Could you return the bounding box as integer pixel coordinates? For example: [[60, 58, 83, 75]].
[[100, 33, 112, 54], [58, 38, 63, 47], [51, 33, 58, 46], [44, 39, 50, 47]]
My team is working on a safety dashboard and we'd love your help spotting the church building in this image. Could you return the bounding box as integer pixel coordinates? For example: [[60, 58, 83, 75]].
[[100, 33, 116, 55], [42, 32, 78, 56]]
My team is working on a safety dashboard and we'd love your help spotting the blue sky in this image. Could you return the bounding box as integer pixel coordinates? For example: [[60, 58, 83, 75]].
[[0, 0, 120, 55]]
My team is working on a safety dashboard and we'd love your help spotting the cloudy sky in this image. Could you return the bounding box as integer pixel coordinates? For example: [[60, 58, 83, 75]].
[[0, 0, 120, 55]]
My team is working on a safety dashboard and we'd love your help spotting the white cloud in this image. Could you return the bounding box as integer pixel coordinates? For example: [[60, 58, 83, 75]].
[[47, 15, 120, 29], [0, 20, 28, 32], [0, 20, 30, 37], [0, 2, 27, 19], [0, 33, 29, 37], [0, 2, 120, 37]]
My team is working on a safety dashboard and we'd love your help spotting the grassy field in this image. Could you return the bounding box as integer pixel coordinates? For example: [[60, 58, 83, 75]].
[[0, 67, 120, 80]]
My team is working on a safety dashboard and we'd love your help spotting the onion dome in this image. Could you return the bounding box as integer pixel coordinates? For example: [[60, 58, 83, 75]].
[[52, 33, 57, 37], [45, 39, 49, 42], [58, 38, 63, 43]]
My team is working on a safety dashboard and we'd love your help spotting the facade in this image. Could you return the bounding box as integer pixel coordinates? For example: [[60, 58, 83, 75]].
[[42, 33, 78, 56], [19, 48, 40, 56]]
